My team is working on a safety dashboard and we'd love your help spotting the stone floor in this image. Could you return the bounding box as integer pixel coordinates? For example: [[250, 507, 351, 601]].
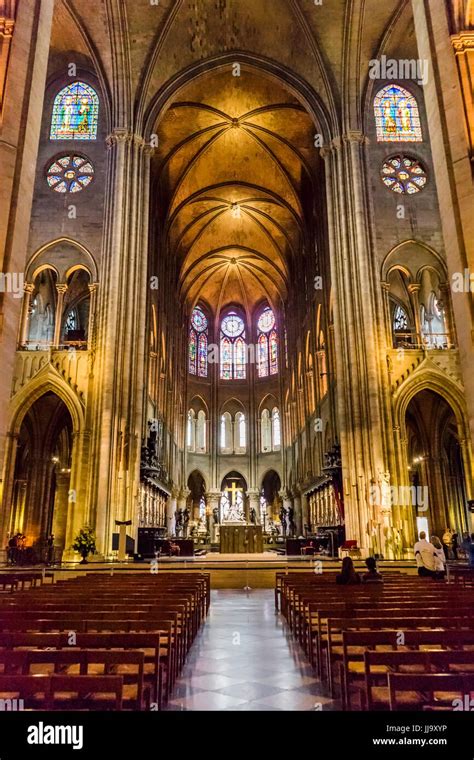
[[166, 588, 338, 711]]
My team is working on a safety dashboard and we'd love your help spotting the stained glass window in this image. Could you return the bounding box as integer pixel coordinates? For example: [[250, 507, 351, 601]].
[[269, 330, 278, 375], [198, 333, 207, 376], [234, 337, 246, 380], [220, 337, 233, 380], [192, 307, 208, 332], [393, 304, 409, 332], [65, 309, 77, 331], [272, 407, 281, 448], [374, 85, 422, 142], [257, 334, 268, 378], [222, 313, 244, 338], [46, 155, 94, 193], [256, 306, 278, 378], [237, 413, 246, 449], [196, 410, 206, 452], [189, 306, 208, 376], [381, 155, 427, 194], [257, 308, 275, 333], [50, 82, 99, 140], [189, 329, 197, 375], [261, 408, 271, 452], [220, 312, 247, 379]]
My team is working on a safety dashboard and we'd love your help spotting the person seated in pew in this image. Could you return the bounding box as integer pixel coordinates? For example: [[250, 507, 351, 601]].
[[361, 556, 383, 583], [336, 556, 361, 585], [413, 531, 437, 578], [430, 535, 446, 578]]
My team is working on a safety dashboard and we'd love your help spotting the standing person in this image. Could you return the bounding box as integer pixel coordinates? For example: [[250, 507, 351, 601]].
[[469, 534, 474, 569], [336, 556, 361, 585], [451, 532, 459, 560], [46, 534, 55, 566], [461, 532, 471, 559], [442, 527, 453, 559], [430, 535, 446, 578], [414, 531, 437, 578]]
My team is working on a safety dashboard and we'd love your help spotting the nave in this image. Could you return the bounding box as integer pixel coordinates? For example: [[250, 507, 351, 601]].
[[165, 589, 334, 711]]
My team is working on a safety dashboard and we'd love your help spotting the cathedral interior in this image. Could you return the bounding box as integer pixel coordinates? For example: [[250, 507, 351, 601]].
[[0, 0, 473, 566]]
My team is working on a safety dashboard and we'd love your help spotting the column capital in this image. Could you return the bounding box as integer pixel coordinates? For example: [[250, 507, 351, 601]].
[[407, 283, 421, 294], [342, 130, 368, 146], [23, 282, 35, 294], [55, 283, 68, 294], [381, 281, 391, 292], [88, 282, 98, 294], [451, 32, 474, 53], [105, 129, 146, 150]]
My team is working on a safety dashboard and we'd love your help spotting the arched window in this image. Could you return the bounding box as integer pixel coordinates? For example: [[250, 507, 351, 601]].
[[187, 410, 195, 451], [272, 408, 281, 450], [220, 312, 246, 380], [393, 304, 409, 332], [50, 82, 99, 140], [234, 412, 246, 453], [220, 412, 232, 453], [189, 306, 208, 377], [318, 331, 328, 398], [261, 409, 272, 452], [256, 307, 278, 377], [196, 410, 206, 453], [374, 84, 422, 142]]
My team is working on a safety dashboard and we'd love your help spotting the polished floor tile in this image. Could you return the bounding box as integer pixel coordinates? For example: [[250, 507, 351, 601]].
[[165, 589, 337, 711]]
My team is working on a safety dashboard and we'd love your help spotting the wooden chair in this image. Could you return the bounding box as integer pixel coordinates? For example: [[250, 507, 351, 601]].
[[388, 672, 474, 711]]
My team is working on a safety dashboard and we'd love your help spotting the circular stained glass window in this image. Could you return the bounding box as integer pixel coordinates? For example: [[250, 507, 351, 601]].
[[46, 155, 94, 193], [191, 306, 208, 333], [221, 313, 245, 338], [257, 308, 275, 333], [381, 155, 427, 194]]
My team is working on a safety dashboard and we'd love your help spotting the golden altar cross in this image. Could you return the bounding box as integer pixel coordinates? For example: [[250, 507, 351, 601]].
[[225, 481, 242, 505]]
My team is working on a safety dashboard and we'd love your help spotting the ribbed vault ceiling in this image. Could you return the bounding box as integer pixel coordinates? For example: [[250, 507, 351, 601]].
[[153, 68, 320, 318]]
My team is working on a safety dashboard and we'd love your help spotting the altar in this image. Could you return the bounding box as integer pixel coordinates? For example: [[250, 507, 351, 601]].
[[219, 524, 263, 553]]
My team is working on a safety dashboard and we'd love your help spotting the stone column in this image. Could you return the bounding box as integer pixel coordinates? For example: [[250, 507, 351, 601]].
[[380, 282, 392, 347], [167, 487, 178, 537], [89, 131, 151, 556], [18, 282, 34, 347], [206, 490, 221, 543], [408, 284, 422, 343], [53, 284, 67, 347], [0, 0, 54, 489], [292, 492, 303, 537], [177, 487, 189, 537], [438, 282, 456, 347], [321, 134, 394, 554], [87, 282, 98, 348], [412, 0, 474, 447], [51, 472, 70, 557]]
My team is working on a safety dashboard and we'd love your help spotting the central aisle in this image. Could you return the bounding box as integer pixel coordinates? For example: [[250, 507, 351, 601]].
[[166, 588, 337, 711]]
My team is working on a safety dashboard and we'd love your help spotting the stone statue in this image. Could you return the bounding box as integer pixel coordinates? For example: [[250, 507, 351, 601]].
[[174, 509, 183, 537], [249, 507, 257, 525], [182, 507, 190, 538], [280, 506, 288, 537], [212, 506, 220, 525], [379, 470, 392, 511], [288, 506, 296, 537]]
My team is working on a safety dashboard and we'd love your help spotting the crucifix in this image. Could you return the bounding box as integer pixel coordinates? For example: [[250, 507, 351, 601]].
[[223, 481, 245, 523], [225, 481, 242, 505]]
